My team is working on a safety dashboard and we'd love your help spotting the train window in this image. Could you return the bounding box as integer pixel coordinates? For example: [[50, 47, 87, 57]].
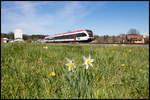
[[60, 36, 65, 39], [53, 34, 74, 40], [76, 32, 87, 37], [68, 34, 74, 39], [59, 35, 66, 39], [54, 37, 57, 39], [63, 35, 68, 39], [62, 34, 74, 39], [54, 36, 60, 39], [87, 30, 93, 37], [55, 36, 64, 39], [57, 36, 61, 39], [64, 35, 68, 39], [45, 37, 53, 40]]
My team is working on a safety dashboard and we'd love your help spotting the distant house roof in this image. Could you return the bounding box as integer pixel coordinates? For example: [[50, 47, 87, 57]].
[[127, 34, 142, 41]]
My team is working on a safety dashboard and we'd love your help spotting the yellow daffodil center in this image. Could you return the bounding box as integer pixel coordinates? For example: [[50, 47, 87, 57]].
[[121, 64, 125, 67], [86, 59, 91, 64], [124, 53, 128, 56], [69, 63, 74, 68], [128, 49, 132, 52], [50, 72, 55, 76]]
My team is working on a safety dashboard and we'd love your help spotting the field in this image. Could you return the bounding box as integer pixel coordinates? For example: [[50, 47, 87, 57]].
[[1, 43, 149, 99]]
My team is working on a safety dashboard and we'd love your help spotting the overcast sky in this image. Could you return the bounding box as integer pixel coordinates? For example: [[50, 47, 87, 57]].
[[1, 1, 149, 36]]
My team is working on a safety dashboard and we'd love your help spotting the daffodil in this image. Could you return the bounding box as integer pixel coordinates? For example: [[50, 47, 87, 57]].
[[121, 64, 125, 67], [65, 58, 76, 71], [128, 49, 132, 53], [50, 72, 56, 77], [83, 55, 94, 69]]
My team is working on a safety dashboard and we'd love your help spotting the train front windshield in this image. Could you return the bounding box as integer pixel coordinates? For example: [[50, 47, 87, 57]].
[[87, 30, 93, 37]]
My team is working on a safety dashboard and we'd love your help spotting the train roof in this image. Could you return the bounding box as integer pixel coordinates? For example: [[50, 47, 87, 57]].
[[45, 30, 90, 38]]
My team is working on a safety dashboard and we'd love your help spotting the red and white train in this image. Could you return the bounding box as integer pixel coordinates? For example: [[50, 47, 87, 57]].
[[43, 30, 94, 43]]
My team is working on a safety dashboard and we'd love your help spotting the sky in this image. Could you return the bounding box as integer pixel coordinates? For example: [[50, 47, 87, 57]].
[[1, 1, 149, 36]]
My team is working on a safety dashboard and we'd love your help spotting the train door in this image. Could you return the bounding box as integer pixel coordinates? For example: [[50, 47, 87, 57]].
[[75, 32, 81, 42], [74, 32, 76, 42]]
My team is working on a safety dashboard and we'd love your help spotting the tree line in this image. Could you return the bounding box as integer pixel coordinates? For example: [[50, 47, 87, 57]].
[[1, 32, 46, 42], [94, 28, 149, 44], [1, 29, 149, 44]]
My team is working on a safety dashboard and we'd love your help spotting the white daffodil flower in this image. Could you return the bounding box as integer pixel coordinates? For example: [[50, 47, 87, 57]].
[[83, 55, 94, 69], [65, 58, 76, 72]]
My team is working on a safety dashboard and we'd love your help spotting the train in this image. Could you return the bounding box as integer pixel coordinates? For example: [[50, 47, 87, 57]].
[[43, 30, 95, 43]]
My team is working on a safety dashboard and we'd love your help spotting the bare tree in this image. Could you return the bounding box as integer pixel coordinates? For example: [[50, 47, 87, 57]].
[[120, 34, 127, 43], [104, 35, 109, 43], [8, 32, 14, 39], [128, 28, 140, 34], [112, 35, 115, 43]]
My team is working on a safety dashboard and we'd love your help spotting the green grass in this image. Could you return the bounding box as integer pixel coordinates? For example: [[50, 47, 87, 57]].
[[1, 43, 149, 99]]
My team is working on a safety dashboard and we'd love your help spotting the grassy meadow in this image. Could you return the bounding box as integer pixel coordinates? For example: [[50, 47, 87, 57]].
[[1, 43, 149, 99]]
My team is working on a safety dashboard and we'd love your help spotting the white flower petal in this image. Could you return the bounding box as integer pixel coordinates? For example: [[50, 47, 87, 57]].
[[88, 55, 91, 59], [65, 64, 69, 66], [91, 59, 94, 62], [83, 56, 86, 60], [70, 60, 73, 63], [84, 62, 87, 65], [90, 64, 93, 67], [86, 64, 89, 69], [68, 67, 71, 71], [66, 58, 72, 62]]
